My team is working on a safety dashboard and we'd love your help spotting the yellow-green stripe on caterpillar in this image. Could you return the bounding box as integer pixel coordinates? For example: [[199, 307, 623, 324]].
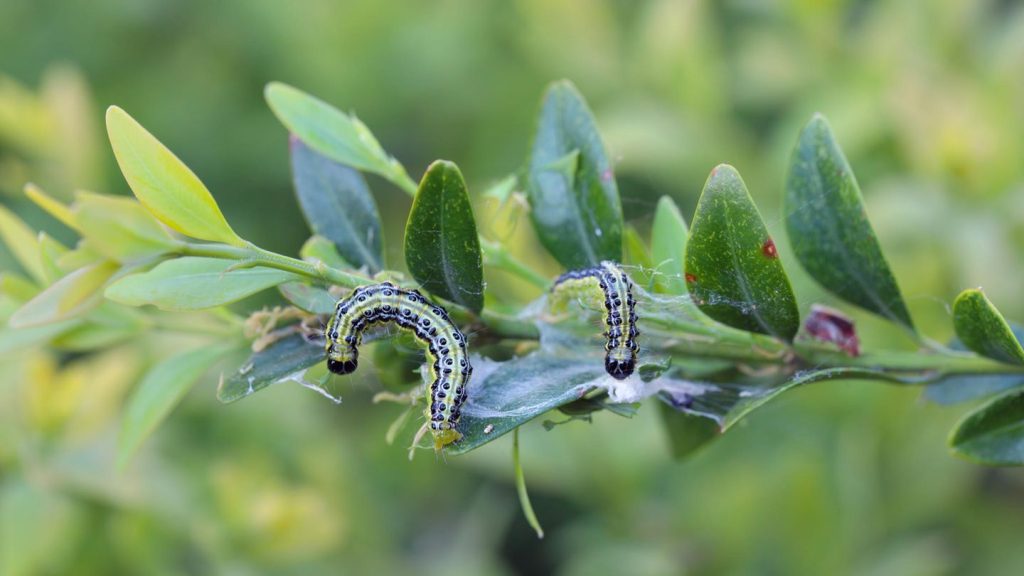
[[549, 261, 639, 379], [325, 282, 470, 451]]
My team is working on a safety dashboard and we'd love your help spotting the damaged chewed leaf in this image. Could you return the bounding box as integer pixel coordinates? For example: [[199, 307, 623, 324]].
[[685, 164, 799, 340], [218, 333, 325, 403], [448, 354, 607, 454], [785, 114, 914, 331]]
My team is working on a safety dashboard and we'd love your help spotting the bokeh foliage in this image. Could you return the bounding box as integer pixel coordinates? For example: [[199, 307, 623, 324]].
[[3, 1, 1024, 575]]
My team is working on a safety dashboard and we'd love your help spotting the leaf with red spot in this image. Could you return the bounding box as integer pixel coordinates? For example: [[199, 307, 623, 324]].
[[684, 164, 800, 340]]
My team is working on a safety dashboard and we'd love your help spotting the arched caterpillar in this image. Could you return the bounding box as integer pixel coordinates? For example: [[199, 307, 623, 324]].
[[325, 282, 470, 451], [549, 261, 638, 379]]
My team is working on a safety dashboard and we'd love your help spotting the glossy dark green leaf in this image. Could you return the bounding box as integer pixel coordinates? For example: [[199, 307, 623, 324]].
[[525, 80, 622, 269], [404, 160, 484, 312], [785, 114, 914, 331], [952, 289, 1024, 365], [925, 325, 1024, 405], [651, 195, 689, 296], [106, 257, 300, 311], [291, 138, 383, 272], [118, 344, 234, 468], [217, 333, 324, 403], [949, 387, 1024, 465], [685, 164, 800, 339], [279, 282, 337, 315]]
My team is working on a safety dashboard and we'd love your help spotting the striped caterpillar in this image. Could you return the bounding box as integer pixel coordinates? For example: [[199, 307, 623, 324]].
[[549, 261, 639, 379], [325, 282, 470, 451]]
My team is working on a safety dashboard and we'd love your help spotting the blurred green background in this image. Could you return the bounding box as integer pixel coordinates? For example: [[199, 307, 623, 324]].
[[3, 0, 1024, 574]]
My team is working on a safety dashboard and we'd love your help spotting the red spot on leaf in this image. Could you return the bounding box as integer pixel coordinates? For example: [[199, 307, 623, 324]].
[[803, 305, 860, 356], [601, 168, 614, 182], [685, 273, 697, 283], [761, 237, 778, 259]]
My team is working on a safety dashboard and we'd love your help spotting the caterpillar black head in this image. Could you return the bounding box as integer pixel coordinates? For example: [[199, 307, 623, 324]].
[[605, 353, 635, 380], [327, 356, 358, 374]]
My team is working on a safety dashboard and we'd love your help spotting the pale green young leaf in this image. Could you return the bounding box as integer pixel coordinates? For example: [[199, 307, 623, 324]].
[[37, 232, 68, 283], [24, 183, 79, 232], [9, 261, 118, 327], [0, 272, 40, 302], [105, 257, 299, 311], [0, 204, 46, 284], [651, 195, 690, 296], [56, 240, 105, 273], [73, 191, 178, 262], [118, 344, 234, 468], [300, 235, 351, 269], [265, 82, 416, 194], [105, 106, 245, 246]]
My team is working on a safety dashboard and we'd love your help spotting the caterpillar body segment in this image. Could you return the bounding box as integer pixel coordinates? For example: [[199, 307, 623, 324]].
[[325, 282, 470, 451], [550, 261, 639, 380]]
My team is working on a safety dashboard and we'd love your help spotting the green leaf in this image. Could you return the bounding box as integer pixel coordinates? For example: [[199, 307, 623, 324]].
[[525, 80, 623, 269], [300, 235, 351, 269], [279, 282, 336, 315], [9, 261, 118, 327], [952, 289, 1024, 365], [73, 191, 178, 262], [118, 344, 233, 468], [24, 183, 79, 232], [685, 164, 800, 340], [105, 257, 299, 311], [264, 82, 416, 193], [651, 195, 690, 296], [56, 240, 105, 273], [36, 233, 68, 284], [0, 320, 80, 355], [785, 114, 914, 331], [926, 325, 1024, 405], [404, 160, 484, 312], [50, 303, 146, 351], [0, 272, 40, 302], [657, 401, 719, 460], [622, 225, 654, 287], [0, 204, 46, 285], [218, 333, 324, 403], [105, 106, 245, 246], [448, 354, 606, 454], [291, 138, 383, 272], [949, 387, 1024, 465]]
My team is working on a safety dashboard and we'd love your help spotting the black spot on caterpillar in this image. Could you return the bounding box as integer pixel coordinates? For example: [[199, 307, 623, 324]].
[[549, 261, 638, 380], [325, 282, 470, 451]]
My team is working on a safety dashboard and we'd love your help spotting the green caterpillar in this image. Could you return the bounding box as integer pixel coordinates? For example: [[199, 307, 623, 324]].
[[549, 261, 639, 379], [325, 282, 470, 451]]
